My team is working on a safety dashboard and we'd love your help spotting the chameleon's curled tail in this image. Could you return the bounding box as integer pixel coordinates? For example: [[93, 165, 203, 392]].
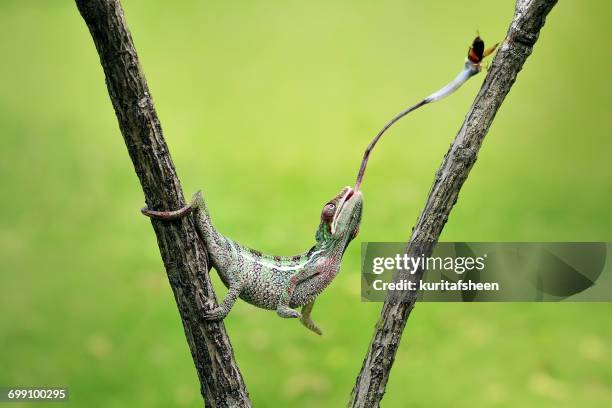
[[141, 190, 227, 268], [141, 190, 209, 221], [140, 190, 211, 228]]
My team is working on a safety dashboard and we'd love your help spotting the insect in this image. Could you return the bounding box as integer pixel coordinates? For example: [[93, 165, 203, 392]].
[[142, 36, 497, 335]]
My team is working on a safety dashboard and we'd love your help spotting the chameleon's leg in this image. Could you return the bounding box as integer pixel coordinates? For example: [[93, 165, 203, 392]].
[[300, 300, 322, 335], [483, 42, 499, 58], [202, 280, 244, 321], [276, 269, 319, 319]]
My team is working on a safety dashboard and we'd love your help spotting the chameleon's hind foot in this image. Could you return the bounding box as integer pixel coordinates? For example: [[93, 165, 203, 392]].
[[276, 305, 301, 319], [202, 306, 228, 321], [198, 298, 227, 321], [200, 282, 241, 321]]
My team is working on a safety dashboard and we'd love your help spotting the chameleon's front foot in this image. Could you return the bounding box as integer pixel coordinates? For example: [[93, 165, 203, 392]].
[[300, 301, 322, 335], [276, 305, 301, 319], [300, 315, 322, 336]]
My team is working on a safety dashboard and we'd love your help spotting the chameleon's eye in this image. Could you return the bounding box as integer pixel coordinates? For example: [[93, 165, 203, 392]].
[[322, 203, 336, 220]]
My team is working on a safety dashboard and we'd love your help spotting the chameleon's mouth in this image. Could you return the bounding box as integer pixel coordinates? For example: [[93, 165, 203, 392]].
[[345, 189, 354, 202], [330, 187, 355, 235], [338, 187, 353, 211]]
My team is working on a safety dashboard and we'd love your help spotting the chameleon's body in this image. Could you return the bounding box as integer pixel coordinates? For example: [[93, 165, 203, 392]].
[[143, 187, 362, 334]]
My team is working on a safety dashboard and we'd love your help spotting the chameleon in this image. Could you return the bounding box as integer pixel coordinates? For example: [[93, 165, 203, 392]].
[[141, 36, 497, 335], [143, 187, 362, 335]]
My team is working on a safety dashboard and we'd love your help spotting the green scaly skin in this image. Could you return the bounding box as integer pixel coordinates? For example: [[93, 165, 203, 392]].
[[142, 186, 362, 335]]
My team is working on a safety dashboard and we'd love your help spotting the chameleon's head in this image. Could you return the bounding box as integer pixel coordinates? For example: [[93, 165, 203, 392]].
[[315, 186, 363, 248]]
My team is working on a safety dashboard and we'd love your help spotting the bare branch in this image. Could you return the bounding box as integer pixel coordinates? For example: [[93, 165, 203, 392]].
[[74, 1, 251, 406], [349, 1, 558, 406]]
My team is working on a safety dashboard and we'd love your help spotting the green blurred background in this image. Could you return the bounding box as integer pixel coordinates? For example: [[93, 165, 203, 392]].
[[1, 0, 611, 407]]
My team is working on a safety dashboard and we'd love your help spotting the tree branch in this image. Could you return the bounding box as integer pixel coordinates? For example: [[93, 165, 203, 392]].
[[75, 1, 251, 406], [348, 1, 558, 406]]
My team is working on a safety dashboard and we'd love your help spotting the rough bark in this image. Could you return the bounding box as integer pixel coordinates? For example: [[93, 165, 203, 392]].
[[75, 1, 251, 406], [349, 1, 558, 406]]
